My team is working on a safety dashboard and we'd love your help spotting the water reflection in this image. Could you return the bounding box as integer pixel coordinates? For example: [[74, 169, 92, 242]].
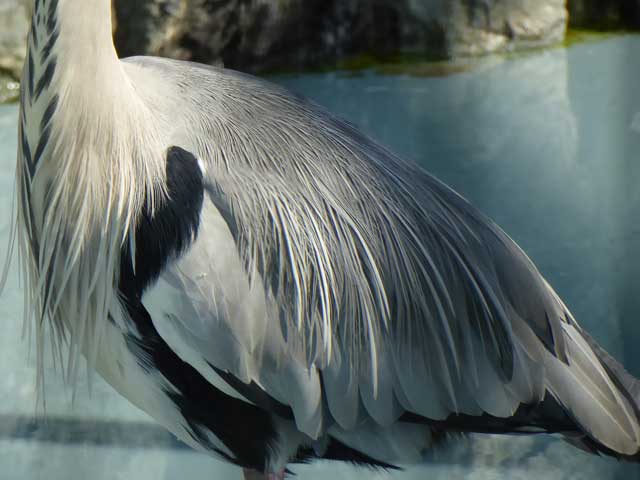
[[566, 36, 640, 381], [1, 35, 640, 479]]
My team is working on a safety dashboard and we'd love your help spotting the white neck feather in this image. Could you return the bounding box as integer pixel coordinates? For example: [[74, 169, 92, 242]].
[[57, 0, 118, 63], [53, 0, 126, 103], [24, 0, 166, 243], [19, 0, 167, 396]]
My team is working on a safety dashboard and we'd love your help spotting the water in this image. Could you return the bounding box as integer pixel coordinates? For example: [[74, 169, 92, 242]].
[[1, 35, 640, 479]]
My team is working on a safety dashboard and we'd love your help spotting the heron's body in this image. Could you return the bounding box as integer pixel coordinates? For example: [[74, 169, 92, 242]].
[[14, 1, 640, 478]]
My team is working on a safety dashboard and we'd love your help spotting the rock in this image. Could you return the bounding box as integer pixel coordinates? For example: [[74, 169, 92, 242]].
[[0, 0, 30, 103], [113, 0, 309, 70], [113, 0, 568, 72], [567, 0, 640, 29], [447, 0, 568, 56], [0, 72, 20, 104], [0, 0, 31, 79], [0, 0, 569, 102]]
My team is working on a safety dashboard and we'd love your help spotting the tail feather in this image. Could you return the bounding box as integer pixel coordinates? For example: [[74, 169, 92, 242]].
[[580, 328, 640, 410], [573, 327, 640, 461], [396, 317, 640, 463], [543, 322, 640, 461]]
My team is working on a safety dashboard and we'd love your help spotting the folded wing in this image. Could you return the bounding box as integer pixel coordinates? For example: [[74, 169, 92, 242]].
[[129, 56, 640, 461]]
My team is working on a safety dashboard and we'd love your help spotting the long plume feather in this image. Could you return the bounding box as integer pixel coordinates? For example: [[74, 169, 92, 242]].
[[13, 0, 168, 405]]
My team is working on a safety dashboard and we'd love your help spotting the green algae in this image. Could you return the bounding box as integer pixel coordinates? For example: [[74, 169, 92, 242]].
[[269, 29, 640, 80], [268, 52, 480, 79], [564, 28, 630, 47], [3, 30, 638, 102]]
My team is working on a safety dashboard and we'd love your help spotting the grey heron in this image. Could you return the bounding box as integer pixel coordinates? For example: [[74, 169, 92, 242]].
[[11, 0, 640, 479]]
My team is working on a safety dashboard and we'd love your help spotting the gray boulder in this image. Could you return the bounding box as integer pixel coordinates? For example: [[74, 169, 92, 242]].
[[447, 0, 567, 56], [0, 0, 570, 102], [0, 0, 30, 102], [0, 0, 30, 78], [113, 0, 568, 72], [568, 0, 640, 28]]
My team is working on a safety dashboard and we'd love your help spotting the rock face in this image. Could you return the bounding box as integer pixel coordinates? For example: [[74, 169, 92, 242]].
[[113, 0, 568, 72], [10, 0, 636, 101], [0, 0, 30, 78], [568, 0, 640, 29], [447, 0, 567, 56], [4, 0, 640, 90], [0, 0, 30, 103]]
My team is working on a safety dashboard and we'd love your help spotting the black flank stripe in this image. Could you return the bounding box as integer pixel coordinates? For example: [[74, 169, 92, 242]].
[[399, 392, 577, 435], [121, 302, 276, 471], [34, 57, 56, 101], [211, 365, 294, 421], [295, 437, 400, 470]]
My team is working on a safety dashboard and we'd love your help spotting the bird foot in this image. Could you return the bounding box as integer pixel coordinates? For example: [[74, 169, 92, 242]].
[[243, 468, 285, 480]]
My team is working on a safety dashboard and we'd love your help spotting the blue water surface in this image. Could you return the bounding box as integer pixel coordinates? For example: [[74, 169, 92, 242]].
[[1, 35, 640, 480]]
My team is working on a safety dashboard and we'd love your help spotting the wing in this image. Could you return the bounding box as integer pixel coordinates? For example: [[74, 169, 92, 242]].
[[123, 56, 640, 460]]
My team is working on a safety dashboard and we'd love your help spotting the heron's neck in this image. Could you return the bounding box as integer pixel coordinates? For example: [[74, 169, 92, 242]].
[[28, 0, 121, 97], [21, 0, 166, 233], [18, 2, 168, 377]]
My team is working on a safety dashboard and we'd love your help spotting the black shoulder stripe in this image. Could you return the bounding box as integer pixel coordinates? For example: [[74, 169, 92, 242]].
[[294, 437, 400, 470], [120, 146, 204, 298], [399, 393, 577, 435], [117, 146, 278, 470]]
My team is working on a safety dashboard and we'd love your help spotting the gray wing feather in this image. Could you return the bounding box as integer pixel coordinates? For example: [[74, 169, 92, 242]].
[[124, 56, 640, 455]]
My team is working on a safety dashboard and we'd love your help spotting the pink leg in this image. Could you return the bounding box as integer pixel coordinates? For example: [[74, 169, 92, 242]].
[[243, 469, 285, 480]]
